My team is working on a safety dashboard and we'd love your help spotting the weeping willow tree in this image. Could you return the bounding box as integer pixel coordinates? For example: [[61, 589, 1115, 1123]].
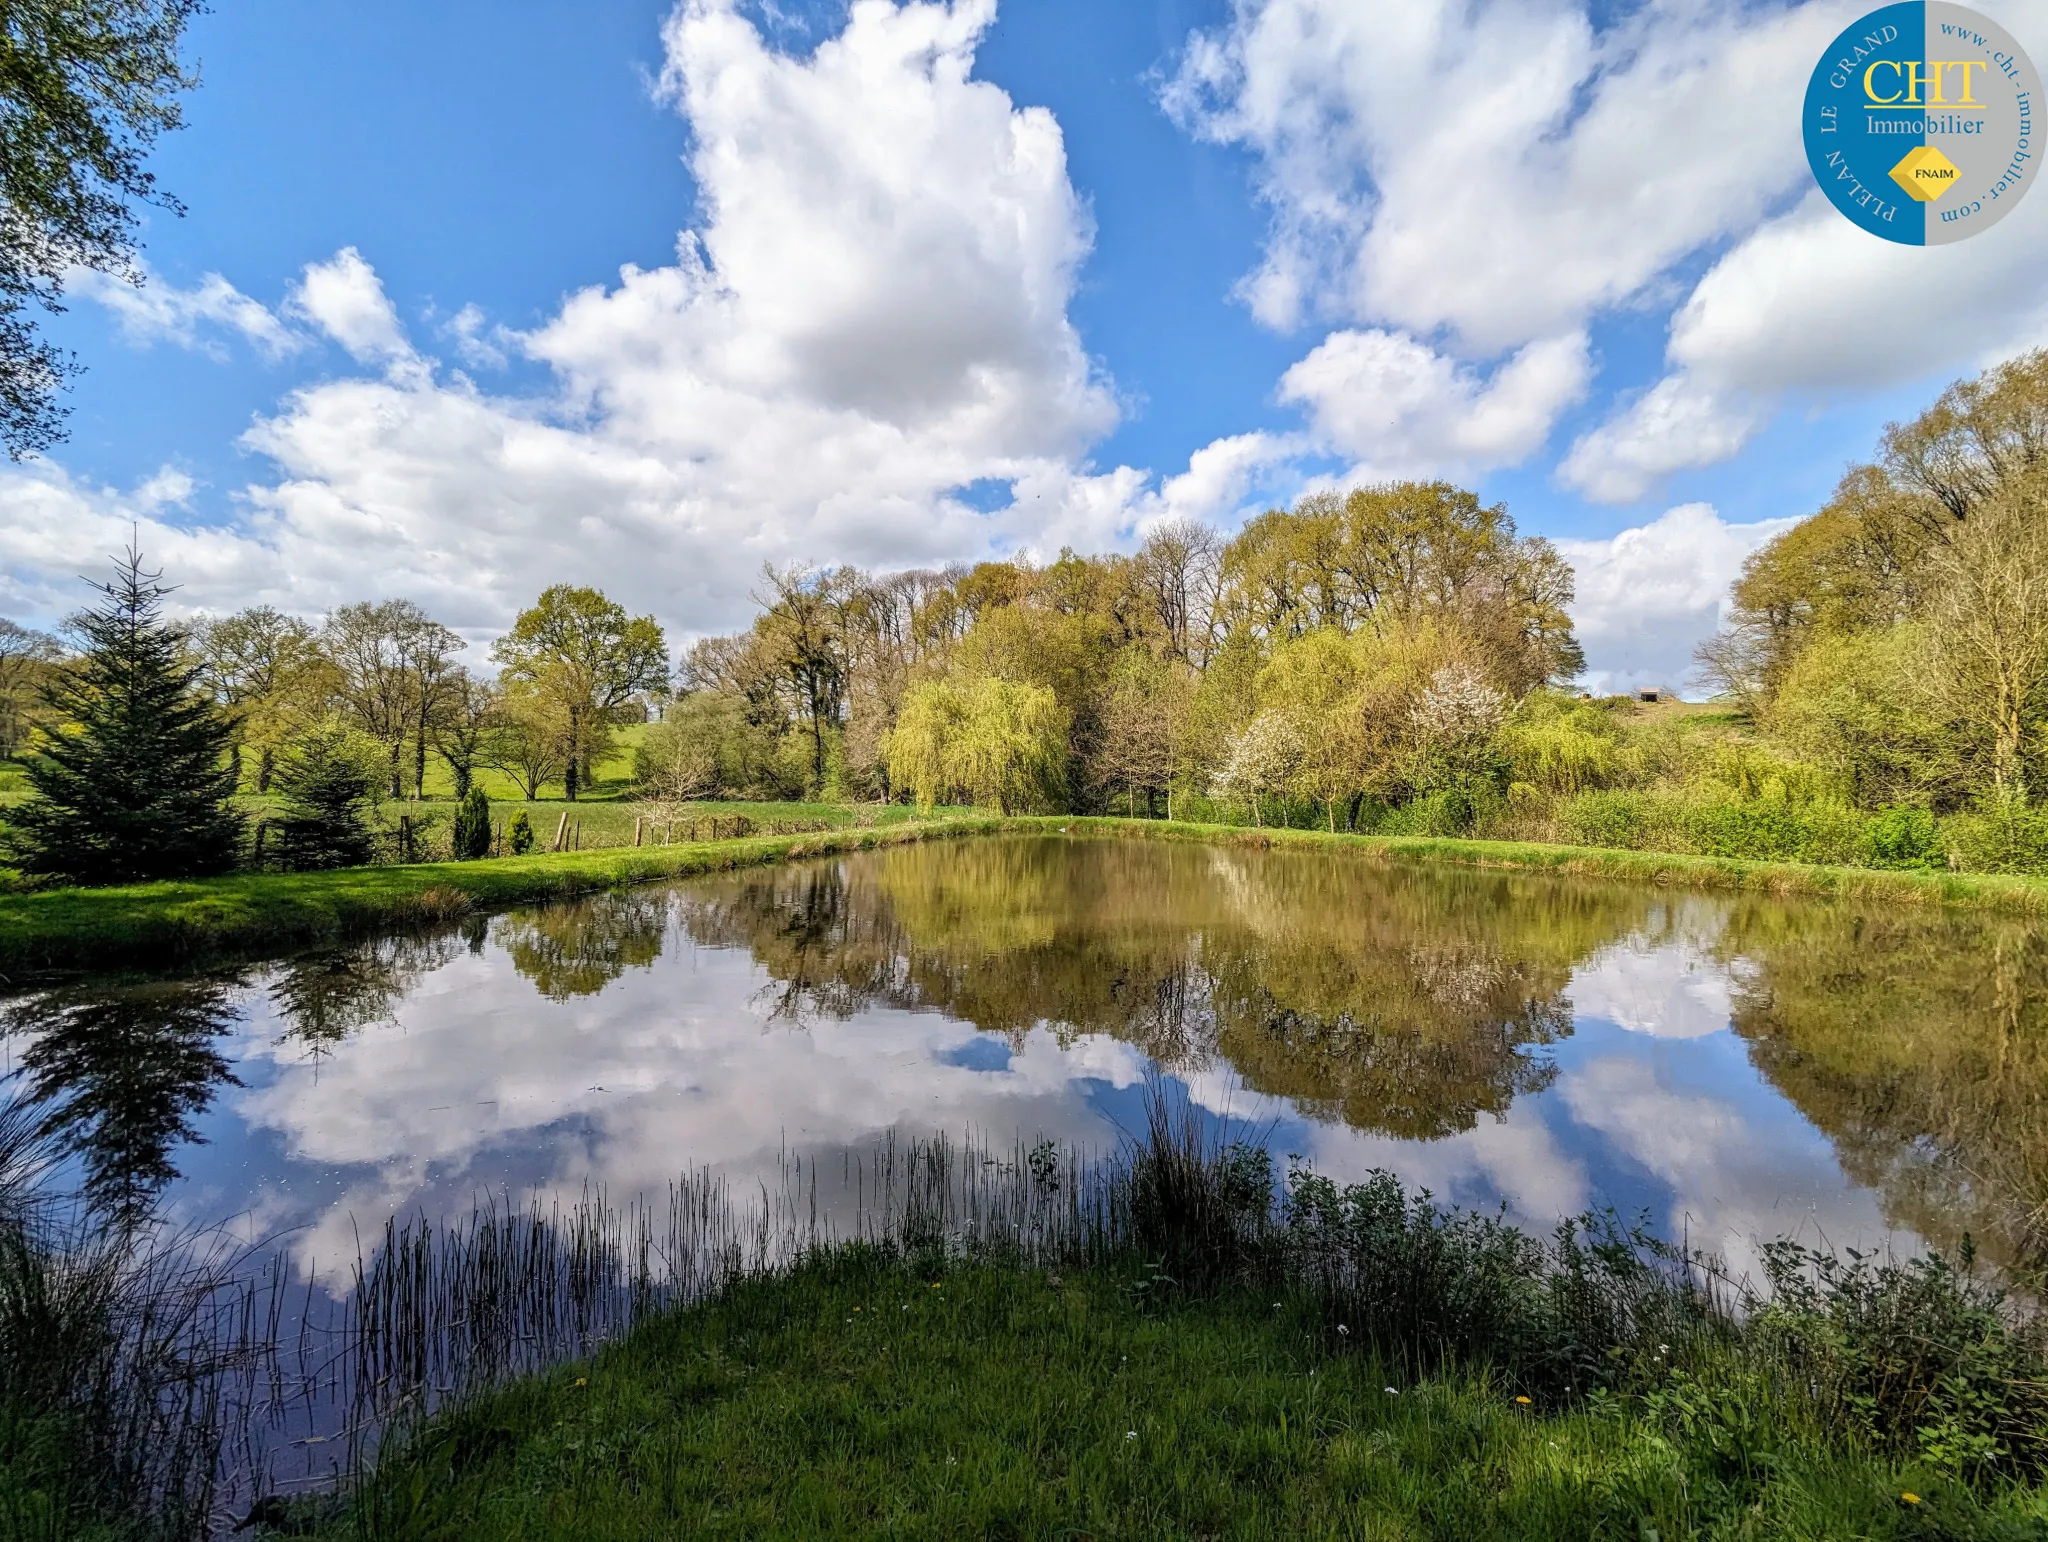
[[888, 676, 1067, 814]]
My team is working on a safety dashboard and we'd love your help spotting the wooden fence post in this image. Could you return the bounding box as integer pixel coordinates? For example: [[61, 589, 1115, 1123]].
[[633, 816, 644, 847], [553, 811, 570, 852]]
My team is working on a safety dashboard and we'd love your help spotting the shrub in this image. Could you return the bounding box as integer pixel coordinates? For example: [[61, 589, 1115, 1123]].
[[1941, 798, 2048, 875], [269, 725, 379, 871], [1862, 805, 1943, 870], [507, 810, 536, 856], [1751, 1239, 2048, 1482], [1558, 790, 1649, 849], [451, 785, 492, 861], [1679, 797, 1864, 865]]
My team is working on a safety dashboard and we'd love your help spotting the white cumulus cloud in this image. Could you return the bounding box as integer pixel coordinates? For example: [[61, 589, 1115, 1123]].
[[1556, 502, 1797, 693], [71, 261, 301, 360], [0, 0, 1171, 636], [1279, 328, 1590, 476]]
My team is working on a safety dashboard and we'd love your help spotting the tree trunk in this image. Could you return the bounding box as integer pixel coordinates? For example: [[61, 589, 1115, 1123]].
[[564, 758, 579, 801], [257, 747, 275, 794], [387, 741, 403, 800]]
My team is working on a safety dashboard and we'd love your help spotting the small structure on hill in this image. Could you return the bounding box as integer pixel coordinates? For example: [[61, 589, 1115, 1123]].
[[1638, 688, 1660, 703]]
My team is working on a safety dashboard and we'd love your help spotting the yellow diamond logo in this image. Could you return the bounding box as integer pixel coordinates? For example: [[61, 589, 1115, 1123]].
[[1890, 144, 1960, 202]]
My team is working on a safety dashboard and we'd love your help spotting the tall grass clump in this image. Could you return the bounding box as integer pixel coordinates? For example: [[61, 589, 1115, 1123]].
[[0, 1102, 269, 1540]]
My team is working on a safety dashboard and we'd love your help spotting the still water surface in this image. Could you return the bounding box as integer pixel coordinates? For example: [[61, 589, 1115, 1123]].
[[6, 835, 2044, 1283]]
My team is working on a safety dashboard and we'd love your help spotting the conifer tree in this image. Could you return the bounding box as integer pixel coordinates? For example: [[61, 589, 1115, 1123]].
[[269, 724, 378, 871], [8, 545, 242, 884], [451, 782, 492, 860]]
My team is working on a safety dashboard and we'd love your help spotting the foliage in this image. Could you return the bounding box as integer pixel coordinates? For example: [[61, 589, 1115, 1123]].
[[1498, 693, 1632, 796], [267, 722, 380, 872], [889, 677, 1067, 813], [506, 809, 535, 856], [322, 599, 466, 801], [1862, 806, 1944, 871], [187, 604, 325, 793], [451, 784, 492, 861], [1700, 350, 2048, 814], [491, 586, 667, 802], [5, 546, 242, 885], [0, 0, 201, 456], [0, 617, 63, 759]]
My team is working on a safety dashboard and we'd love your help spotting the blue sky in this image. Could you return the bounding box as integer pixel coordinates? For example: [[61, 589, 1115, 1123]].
[[5, 0, 2045, 689]]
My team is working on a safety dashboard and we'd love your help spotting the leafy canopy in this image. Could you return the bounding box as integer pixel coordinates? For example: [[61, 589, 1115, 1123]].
[[0, 0, 201, 455]]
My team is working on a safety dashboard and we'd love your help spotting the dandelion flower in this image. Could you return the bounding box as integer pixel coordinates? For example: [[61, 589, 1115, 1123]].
[[574, 1378, 587, 1387], [1515, 1396, 1532, 1405], [1901, 1493, 1921, 1505]]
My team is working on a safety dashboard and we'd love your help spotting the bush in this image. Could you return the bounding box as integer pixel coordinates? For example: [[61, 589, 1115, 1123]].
[[1862, 805, 1943, 870], [451, 785, 492, 861], [1941, 798, 2048, 875], [1679, 796, 1864, 865], [1751, 1239, 2048, 1482], [1558, 790, 1649, 849], [269, 725, 379, 872], [507, 810, 536, 856]]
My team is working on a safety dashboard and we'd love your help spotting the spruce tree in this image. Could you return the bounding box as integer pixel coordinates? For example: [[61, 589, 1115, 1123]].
[[451, 782, 492, 860], [8, 546, 242, 885], [269, 725, 378, 871]]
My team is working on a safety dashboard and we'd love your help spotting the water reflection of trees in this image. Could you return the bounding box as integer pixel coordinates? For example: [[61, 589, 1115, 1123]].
[[268, 924, 475, 1051], [0, 976, 245, 1215], [1718, 903, 2048, 1273], [496, 892, 671, 1000], [679, 837, 1646, 1139]]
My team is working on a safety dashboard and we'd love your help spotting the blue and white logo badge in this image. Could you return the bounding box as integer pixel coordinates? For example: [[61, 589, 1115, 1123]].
[[1804, 3, 2039, 244]]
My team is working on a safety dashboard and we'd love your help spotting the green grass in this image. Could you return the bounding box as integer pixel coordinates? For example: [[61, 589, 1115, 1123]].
[[312, 1248, 2045, 1541], [0, 816, 997, 976]]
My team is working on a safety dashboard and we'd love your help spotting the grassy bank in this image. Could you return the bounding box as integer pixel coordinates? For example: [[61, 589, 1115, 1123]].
[[0, 817, 997, 976], [308, 1249, 2044, 1542]]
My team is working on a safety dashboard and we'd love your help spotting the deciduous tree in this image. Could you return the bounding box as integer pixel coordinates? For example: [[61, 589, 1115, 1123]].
[[491, 585, 667, 800]]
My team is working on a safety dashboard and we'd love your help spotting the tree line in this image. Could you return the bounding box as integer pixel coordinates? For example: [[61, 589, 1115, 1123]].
[[643, 480, 1583, 828]]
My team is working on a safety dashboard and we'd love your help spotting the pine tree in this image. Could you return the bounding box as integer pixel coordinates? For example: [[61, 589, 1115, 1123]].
[[507, 809, 536, 855], [7, 546, 242, 884], [269, 725, 378, 871], [451, 783, 492, 860]]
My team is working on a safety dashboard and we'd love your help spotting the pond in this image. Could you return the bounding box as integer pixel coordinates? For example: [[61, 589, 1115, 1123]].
[[5, 834, 2045, 1287]]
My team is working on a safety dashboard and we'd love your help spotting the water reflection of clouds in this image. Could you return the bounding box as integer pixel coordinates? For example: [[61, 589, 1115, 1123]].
[[223, 939, 1158, 1273], [1567, 918, 1740, 1040], [1559, 1054, 1896, 1284], [140, 855, 1918, 1290]]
